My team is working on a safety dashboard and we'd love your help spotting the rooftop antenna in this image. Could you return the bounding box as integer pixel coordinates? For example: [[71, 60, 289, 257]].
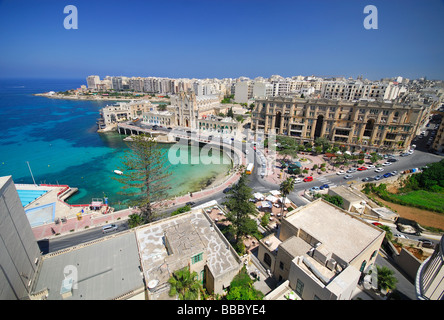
[[26, 161, 37, 186]]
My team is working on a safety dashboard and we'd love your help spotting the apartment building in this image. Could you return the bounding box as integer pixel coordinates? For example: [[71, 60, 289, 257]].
[[234, 81, 253, 103], [129, 77, 145, 92], [321, 80, 407, 102], [252, 81, 274, 99], [259, 199, 385, 300], [86, 75, 100, 90], [251, 96, 427, 152]]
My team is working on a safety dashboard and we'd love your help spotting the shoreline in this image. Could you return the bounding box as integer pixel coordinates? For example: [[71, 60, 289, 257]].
[[33, 92, 169, 102]]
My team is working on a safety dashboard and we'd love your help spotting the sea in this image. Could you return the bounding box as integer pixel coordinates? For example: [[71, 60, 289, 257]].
[[0, 78, 232, 210]]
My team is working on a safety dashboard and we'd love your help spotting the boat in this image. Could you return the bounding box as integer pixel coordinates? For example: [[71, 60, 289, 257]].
[[113, 170, 123, 175]]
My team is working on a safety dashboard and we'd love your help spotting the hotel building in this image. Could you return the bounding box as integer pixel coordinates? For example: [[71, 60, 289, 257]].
[[251, 96, 428, 151], [260, 199, 385, 300]]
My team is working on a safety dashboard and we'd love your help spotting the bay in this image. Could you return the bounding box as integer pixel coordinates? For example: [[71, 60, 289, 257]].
[[0, 78, 232, 210]]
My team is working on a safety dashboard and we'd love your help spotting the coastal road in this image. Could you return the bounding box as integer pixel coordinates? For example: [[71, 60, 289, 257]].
[[39, 141, 443, 254]]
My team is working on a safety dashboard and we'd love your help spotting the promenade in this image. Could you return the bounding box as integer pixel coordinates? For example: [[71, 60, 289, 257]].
[[31, 170, 242, 241]]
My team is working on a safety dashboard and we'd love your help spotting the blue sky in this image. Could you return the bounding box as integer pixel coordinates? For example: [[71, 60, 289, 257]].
[[0, 0, 443, 80]]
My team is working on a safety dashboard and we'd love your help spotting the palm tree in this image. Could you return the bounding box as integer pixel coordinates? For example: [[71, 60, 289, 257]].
[[168, 267, 202, 300], [279, 177, 294, 215], [376, 265, 398, 293]]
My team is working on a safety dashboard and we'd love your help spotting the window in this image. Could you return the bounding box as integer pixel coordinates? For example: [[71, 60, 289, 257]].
[[191, 252, 203, 264], [264, 253, 272, 267], [295, 279, 304, 296], [279, 261, 284, 270], [360, 260, 367, 272]]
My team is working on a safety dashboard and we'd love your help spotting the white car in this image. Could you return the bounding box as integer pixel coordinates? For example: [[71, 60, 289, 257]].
[[293, 178, 303, 183], [375, 168, 384, 173], [336, 170, 345, 175], [382, 162, 392, 166], [366, 165, 375, 169]]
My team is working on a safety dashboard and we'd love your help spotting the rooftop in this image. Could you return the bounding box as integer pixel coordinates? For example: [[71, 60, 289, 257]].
[[136, 209, 241, 287], [284, 199, 383, 263], [32, 232, 144, 300]]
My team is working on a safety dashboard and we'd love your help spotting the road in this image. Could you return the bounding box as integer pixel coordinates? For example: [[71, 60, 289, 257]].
[[39, 134, 443, 253]]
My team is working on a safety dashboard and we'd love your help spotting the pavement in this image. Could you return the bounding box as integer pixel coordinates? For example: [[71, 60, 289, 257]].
[[31, 170, 242, 241]]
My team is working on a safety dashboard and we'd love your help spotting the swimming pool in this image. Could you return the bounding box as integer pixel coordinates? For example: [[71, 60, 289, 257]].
[[17, 189, 48, 207]]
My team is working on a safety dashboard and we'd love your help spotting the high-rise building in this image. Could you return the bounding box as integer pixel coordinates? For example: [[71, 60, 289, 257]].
[[86, 75, 100, 90], [0, 176, 41, 300]]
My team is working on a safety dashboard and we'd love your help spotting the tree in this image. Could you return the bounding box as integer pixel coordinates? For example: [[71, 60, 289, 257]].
[[227, 107, 234, 118], [158, 104, 167, 111], [315, 137, 331, 153], [321, 194, 344, 208], [127, 213, 144, 228], [376, 265, 398, 292], [279, 177, 294, 215], [113, 134, 172, 225], [226, 266, 264, 300], [223, 173, 258, 247], [168, 267, 201, 300]]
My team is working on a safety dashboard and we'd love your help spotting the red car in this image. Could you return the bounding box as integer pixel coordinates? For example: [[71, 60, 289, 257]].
[[357, 167, 367, 171], [303, 176, 313, 182]]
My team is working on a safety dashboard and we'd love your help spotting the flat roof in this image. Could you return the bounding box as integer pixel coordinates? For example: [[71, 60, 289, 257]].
[[32, 232, 144, 300], [284, 199, 383, 263], [328, 186, 364, 203], [136, 209, 240, 286]]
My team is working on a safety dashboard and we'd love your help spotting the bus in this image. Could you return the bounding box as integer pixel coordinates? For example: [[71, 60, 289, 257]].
[[246, 163, 254, 175]]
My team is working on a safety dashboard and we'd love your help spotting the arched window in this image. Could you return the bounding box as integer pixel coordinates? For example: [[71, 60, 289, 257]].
[[360, 260, 367, 272], [264, 253, 272, 267]]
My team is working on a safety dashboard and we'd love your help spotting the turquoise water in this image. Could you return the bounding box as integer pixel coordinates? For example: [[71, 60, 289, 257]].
[[0, 79, 232, 210]]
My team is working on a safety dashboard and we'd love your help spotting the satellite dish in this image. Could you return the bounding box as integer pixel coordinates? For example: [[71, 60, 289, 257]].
[[148, 279, 159, 289]]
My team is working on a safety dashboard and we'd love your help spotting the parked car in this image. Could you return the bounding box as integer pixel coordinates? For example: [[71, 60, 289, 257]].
[[293, 178, 303, 183], [223, 187, 232, 194], [309, 186, 320, 192], [186, 201, 196, 207], [336, 170, 346, 175], [374, 175, 383, 180], [418, 239, 434, 248], [382, 162, 392, 166], [372, 222, 382, 226], [319, 184, 329, 190], [387, 158, 397, 162], [366, 165, 375, 169], [303, 176, 313, 182], [390, 171, 398, 175], [383, 173, 392, 178], [375, 168, 384, 173], [357, 167, 367, 171], [346, 168, 357, 173], [395, 233, 409, 239], [344, 174, 353, 179], [362, 177, 375, 182]]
